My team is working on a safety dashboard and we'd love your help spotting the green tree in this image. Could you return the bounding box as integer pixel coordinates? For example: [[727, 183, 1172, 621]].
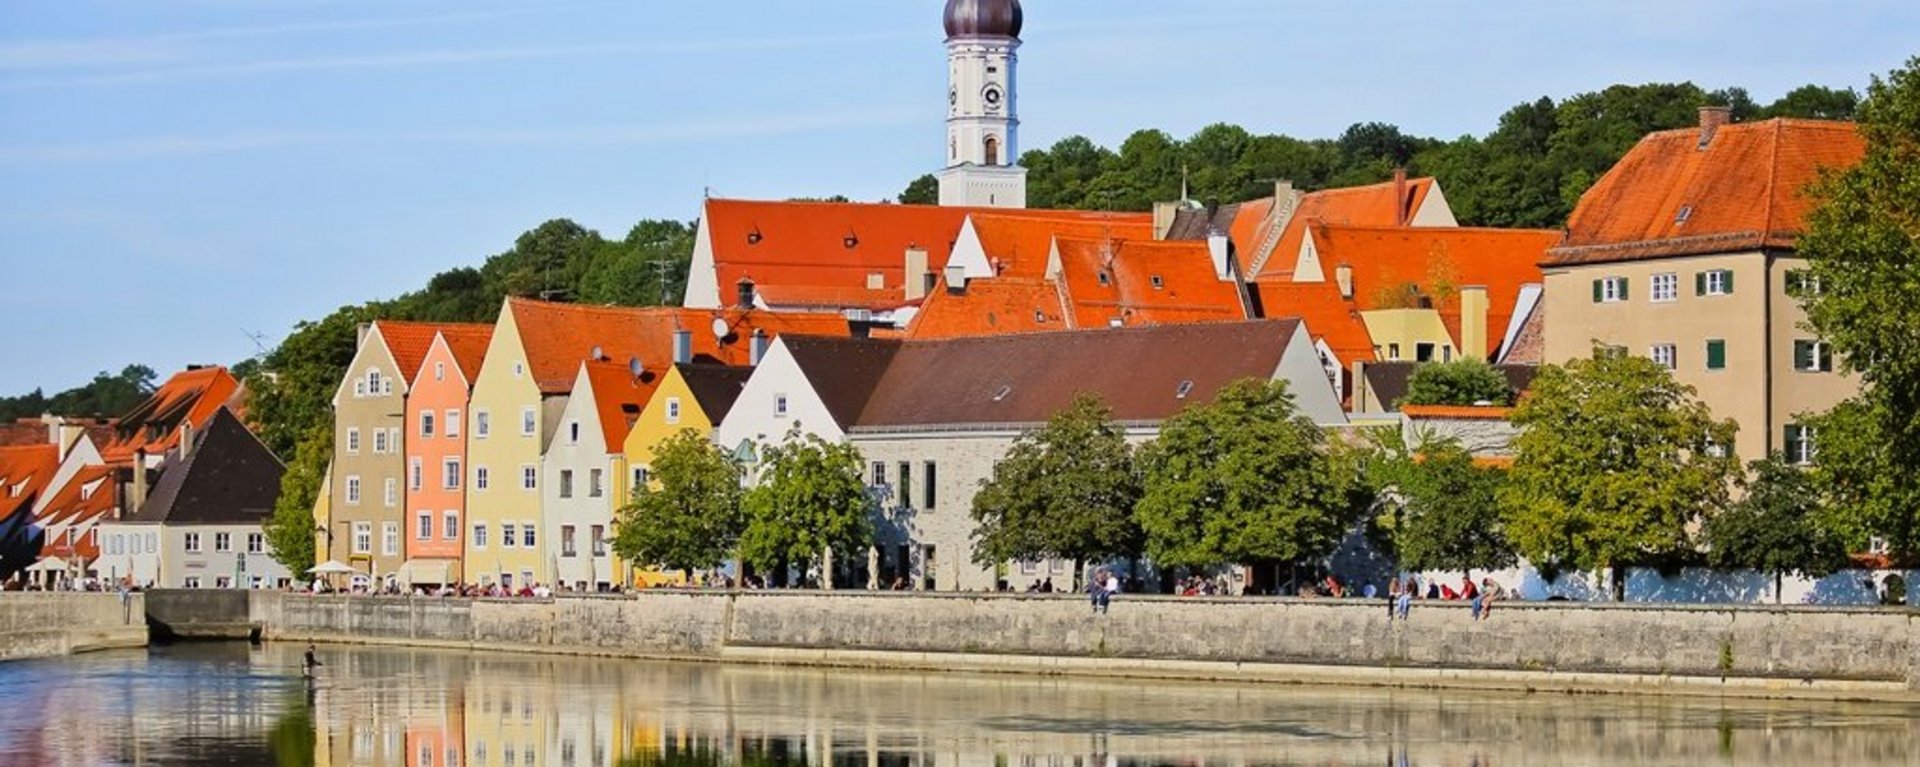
[[740, 429, 872, 587], [1136, 379, 1355, 570], [612, 430, 744, 580], [263, 424, 327, 576], [970, 395, 1142, 583], [1499, 346, 1739, 599], [577, 220, 695, 307], [1401, 359, 1513, 407], [1762, 84, 1860, 120], [898, 174, 939, 205], [0, 364, 157, 420], [1799, 57, 1920, 558], [1372, 439, 1514, 575], [1704, 455, 1851, 603]]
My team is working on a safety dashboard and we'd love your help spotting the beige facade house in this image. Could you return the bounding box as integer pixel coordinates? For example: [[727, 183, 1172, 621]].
[[1541, 109, 1865, 464]]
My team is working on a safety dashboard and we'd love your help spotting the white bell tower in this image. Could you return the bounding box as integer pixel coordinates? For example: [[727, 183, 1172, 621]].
[[937, 0, 1027, 208]]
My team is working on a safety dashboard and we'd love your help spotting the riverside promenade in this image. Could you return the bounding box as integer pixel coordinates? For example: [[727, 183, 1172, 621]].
[[137, 589, 1920, 702], [0, 592, 147, 660]]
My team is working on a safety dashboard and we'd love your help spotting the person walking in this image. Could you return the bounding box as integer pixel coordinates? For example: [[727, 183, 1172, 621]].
[[302, 644, 323, 678]]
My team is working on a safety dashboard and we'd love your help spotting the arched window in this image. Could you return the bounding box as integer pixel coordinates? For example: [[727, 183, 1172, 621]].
[[984, 136, 1000, 166]]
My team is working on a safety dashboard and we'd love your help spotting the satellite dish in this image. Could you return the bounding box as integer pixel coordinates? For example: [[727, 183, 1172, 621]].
[[628, 357, 644, 379], [711, 317, 730, 340]]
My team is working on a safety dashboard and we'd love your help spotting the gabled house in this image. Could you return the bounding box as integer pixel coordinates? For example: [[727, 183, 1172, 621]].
[[542, 361, 649, 592], [100, 365, 243, 520], [464, 297, 847, 589], [1541, 109, 1865, 463], [718, 320, 1345, 592], [622, 364, 753, 492], [401, 325, 494, 587], [329, 321, 491, 584], [1163, 173, 1459, 281], [0, 443, 62, 582], [94, 408, 288, 589]]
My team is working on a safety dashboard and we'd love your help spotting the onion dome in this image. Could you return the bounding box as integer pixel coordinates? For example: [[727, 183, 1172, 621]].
[[944, 0, 1023, 39]]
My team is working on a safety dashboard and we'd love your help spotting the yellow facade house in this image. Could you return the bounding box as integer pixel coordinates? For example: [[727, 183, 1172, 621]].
[[618, 363, 753, 586], [1541, 109, 1865, 465]]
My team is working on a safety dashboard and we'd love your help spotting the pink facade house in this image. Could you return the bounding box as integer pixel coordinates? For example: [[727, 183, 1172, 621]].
[[402, 325, 493, 586]]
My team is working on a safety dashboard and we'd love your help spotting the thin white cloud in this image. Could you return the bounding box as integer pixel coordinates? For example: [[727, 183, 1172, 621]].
[[0, 27, 921, 90], [0, 106, 923, 164], [0, 8, 535, 72]]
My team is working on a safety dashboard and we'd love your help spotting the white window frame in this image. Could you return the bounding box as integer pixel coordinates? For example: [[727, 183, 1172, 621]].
[[409, 457, 423, 492], [184, 532, 202, 553], [589, 468, 603, 498], [1600, 276, 1626, 303], [1650, 344, 1677, 370], [373, 428, 389, 455], [559, 469, 574, 499], [666, 397, 681, 424], [521, 465, 537, 491], [1704, 269, 1731, 296], [502, 523, 518, 549], [352, 522, 372, 554], [1650, 272, 1678, 303], [247, 532, 264, 554], [444, 511, 459, 540], [446, 409, 461, 438], [345, 476, 362, 505], [382, 522, 399, 556], [384, 478, 398, 507], [443, 458, 462, 490], [420, 410, 436, 439], [521, 407, 537, 437], [475, 466, 490, 491], [775, 394, 789, 418], [418, 512, 433, 541], [472, 523, 488, 550], [346, 428, 361, 455], [214, 532, 231, 552], [475, 409, 491, 439]]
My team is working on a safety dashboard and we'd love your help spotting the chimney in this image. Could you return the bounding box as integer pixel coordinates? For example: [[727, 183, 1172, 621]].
[[356, 322, 371, 350], [130, 449, 148, 513], [1151, 201, 1180, 240], [1335, 263, 1355, 300], [734, 278, 756, 310], [1274, 179, 1294, 204], [1392, 168, 1409, 226], [1698, 105, 1732, 148], [1206, 229, 1231, 280], [944, 264, 968, 293], [672, 328, 692, 365], [903, 246, 930, 301], [178, 421, 193, 460], [1460, 285, 1490, 362], [749, 329, 770, 366]]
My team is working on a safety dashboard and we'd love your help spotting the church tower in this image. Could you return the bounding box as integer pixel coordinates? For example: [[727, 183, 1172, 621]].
[[936, 0, 1027, 208]]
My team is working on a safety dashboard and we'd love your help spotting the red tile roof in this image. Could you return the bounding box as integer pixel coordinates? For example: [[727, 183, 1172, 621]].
[[701, 198, 1150, 310], [1548, 118, 1864, 265], [0, 421, 47, 448], [101, 366, 241, 465], [1306, 224, 1559, 359], [439, 325, 496, 385], [1053, 237, 1246, 328], [378, 321, 495, 385], [580, 360, 653, 453], [970, 213, 1154, 279], [1249, 280, 1376, 367], [1400, 405, 1515, 420], [35, 464, 113, 563], [1240, 177, 1439, 279], [905, 277, 1065, 339], [507, 298, 851, 396]]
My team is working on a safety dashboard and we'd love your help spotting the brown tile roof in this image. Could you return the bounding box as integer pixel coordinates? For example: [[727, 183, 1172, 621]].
[[852, 319, 1303, 429], [101, 366, 241, 465], [1163, 203, 1242, 241], [507, 298, 851, 396], [124, 408, 283, 525], [1500, 296, 1546, 365], [676, 364, 754, 424], [1547, 118, 1864, 265], [1308, 224, 1559, 359], [702, 198, 1150, 310], [0, 421, 46, 448], [783, 336, 904, 430], [378, 321, 494, 385]]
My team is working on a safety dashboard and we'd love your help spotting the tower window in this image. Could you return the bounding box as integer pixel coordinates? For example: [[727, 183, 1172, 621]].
[[984, 136, 1000, 166]]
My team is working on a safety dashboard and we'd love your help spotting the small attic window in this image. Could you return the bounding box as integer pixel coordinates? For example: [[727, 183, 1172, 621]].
[[843, 234, 859, 249], [747, 228, 763, 245], [1175, 380, 1195, 399], [1033, 310, 1045, 323], [1097, 271, 1111, 287], [620, 404, 641, 414], [1675, 205, 1693, 224], [991, 385, 1012, 402], [1150, 275, 1164, 289]]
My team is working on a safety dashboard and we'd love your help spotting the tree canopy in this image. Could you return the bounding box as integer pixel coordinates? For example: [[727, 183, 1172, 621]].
[[1799, 56, 1920, 559], [1499, 346, 1739, 596], [910, 81, 1859, 228], [739, 429, 873, 584], [970, 394, 1142, 577], [612, 430, 744, 579], [1372, 438, 1515, 575], [1136, 379, 1358, 569], [262, 424, 328, 576], [0, 365, 156, 421], [1704, 455, 1851, 601], [1401, 359, 1513, 407]]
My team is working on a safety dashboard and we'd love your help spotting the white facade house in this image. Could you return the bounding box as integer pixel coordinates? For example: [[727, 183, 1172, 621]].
[[540, 363, 637, 592]]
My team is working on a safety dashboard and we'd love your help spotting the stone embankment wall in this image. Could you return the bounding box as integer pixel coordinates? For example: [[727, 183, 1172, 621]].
[[0, 592, 147, 661], [240, 591, 1920, 699]]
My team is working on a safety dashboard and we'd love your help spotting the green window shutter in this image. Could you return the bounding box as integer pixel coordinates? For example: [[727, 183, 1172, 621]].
[[1619, 277, 1629, 301], [1817, 343, 1833, 372], [1592, 279, 1603, 303], [1706, 340, 1726, 370], [1695, 272, 1707, 296], [1719, 269, 1733, 294]]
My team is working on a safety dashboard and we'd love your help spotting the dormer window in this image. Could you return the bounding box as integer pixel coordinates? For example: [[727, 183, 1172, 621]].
[[1033, 310, 1045, 324], [1175, 380, 1195, 399], [992, 385, 1012, 402], [747, 228, 763, 245], [1675, 205, 1693, 224], [844, 234, 859, 249], [1150, 275, 1164, 289], [1097, 271, 1111, 287]]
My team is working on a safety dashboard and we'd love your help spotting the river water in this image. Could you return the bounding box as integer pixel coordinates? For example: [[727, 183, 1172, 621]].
[[0, 643, 1915, 766]]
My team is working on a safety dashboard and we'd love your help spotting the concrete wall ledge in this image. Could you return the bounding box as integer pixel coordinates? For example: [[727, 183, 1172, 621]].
[[0, 593, 147, 661]]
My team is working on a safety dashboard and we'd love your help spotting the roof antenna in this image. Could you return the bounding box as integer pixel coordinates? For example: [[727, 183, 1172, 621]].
[[1180, 162, 1191, 205]]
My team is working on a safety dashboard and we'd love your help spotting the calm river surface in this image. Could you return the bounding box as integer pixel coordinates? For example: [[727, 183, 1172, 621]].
[[0, 643, 1915, 766]]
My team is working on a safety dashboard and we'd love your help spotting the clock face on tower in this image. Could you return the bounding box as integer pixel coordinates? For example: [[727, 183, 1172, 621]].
[[982, 84, 1004, 112]]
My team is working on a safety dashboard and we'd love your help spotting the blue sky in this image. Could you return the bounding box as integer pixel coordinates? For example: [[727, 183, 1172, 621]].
[[1, 0, 1915, 395]]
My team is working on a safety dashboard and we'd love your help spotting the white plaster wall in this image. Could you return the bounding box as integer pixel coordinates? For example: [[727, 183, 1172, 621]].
[[542, 380, 617, 590], [715, 340, 846, 457]]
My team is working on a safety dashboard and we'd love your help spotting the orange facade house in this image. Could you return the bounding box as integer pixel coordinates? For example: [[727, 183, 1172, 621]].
[[399, 325, 494, 586]]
